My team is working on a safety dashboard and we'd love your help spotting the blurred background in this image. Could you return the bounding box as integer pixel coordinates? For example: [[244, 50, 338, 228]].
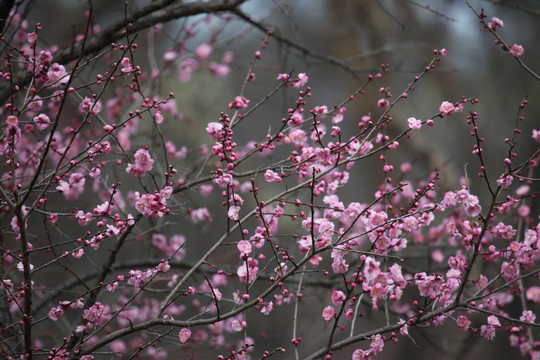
[[10, 0, 540, 359]]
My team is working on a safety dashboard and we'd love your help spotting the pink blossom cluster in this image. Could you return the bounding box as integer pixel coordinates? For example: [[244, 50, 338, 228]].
[[0, 8, 538, 360], [126, 148, 154, 177], [135, 185, 172, 219]]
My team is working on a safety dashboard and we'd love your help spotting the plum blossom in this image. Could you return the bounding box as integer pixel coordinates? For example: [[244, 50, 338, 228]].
[[496, 174, 513, 189], [237, 258, 258, 283], [377, 98, 389, 109], [490, 17, 504, 28], [135, 186, 172, 220], [27, 32, 37, 44], [179, 328, 191, 343], [501, 260, 519, 281], [352, 334, 385, 360], [407, 117, 422, 129], [509, 44, 524, 57], [228, 96, 249, 109], [456, 315, 471, 331], [126, 149, 154, 177], [286, 129, 307, 146], [264, 169, 282, 183], [332, 107, 346, 123], [196, 43, 212, 59], [79, 97, 102, 115], [83, 302, 105, 325], [439, 101, 455, 115], [56, 172, 86, 201], [191, 207, 212, 223], [331, 290, 346, 306], [520, 310, 536, 324], [154, 111, 164, 124], [33, 113, 51, 130], [276, 73, 290, 82], [228, 205, 241, 221], [261, 301, 273, 315], [48, 306, 64, 321], [532, 129, 540, 143], [120, 57, 133, 73], [293, 72, 308, 88], [47, 63, 70, 87], [178, 57, 199, 82], [526, 286, 540, 303], [237, 240, 252, 256], [206, 121, 223, 140], [322, 306, 335, 321]]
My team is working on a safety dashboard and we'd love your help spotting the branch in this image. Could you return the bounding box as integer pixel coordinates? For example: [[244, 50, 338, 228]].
[[0, 0, 246, 105], [232, 8, 373, 76]]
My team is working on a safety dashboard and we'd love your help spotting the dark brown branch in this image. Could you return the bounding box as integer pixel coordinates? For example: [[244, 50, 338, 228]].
[[0, 0, 246, 105], [232, 8, 364, 77]]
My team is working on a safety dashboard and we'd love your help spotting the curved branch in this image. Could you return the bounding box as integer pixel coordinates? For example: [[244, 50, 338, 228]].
[[0, 0, 246, 105]]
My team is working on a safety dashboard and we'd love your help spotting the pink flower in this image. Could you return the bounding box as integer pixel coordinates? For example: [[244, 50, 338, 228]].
[[208, 62, 230, 78], [496, 174, 513, 189], [79, 97, 102, 115], [322, 306, 335, 321], [135, 186, 172, 220], [56, 172, 86, 201], [83, 302, 105, 324], [369, 334, 384, 354], [509, 44, 524, 57], [196, 43, 212, 59], [237, 240, 252, 255], [27, 32, 37, 44], [377, 98, 389, 109], [480, 324, 496, 341], [331, 258, 348, 273], [331, 290, 346, 306], [532, 129, 540, 143], [28, 95, 43, 111], [439, 101, 455, 115], [456, 315, 471, 331], [206, 122, 223, 140], [47, 63, 70, 87], [491, 17, 504, 28], [120, 57, 133, 73], [228, 205, 241, 221], [6, 115, 18, 127], [228, 96, 249, 109], [501, 261, 519, 281], [293, 73, 308, 88], [407, 117, 422, 130], [222, 51, 233, 64], [264, 169, 282, 183], [191, 207, 212, 223], [352, 349, 368, 360], [163, 49, 176, 62], [48, 306, 64, 321], [276, 73, 290, 82], [154, 111, 164, 124], [179, 328, 191, 343], [487, 315, 501, 328], [126, 149, 154, 177], [261, 301, 273, 315], [178, 57, 199, 82], [520, 310, 536, 324], [286, 129, 307, 146], [526, 286, 540, 303]]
